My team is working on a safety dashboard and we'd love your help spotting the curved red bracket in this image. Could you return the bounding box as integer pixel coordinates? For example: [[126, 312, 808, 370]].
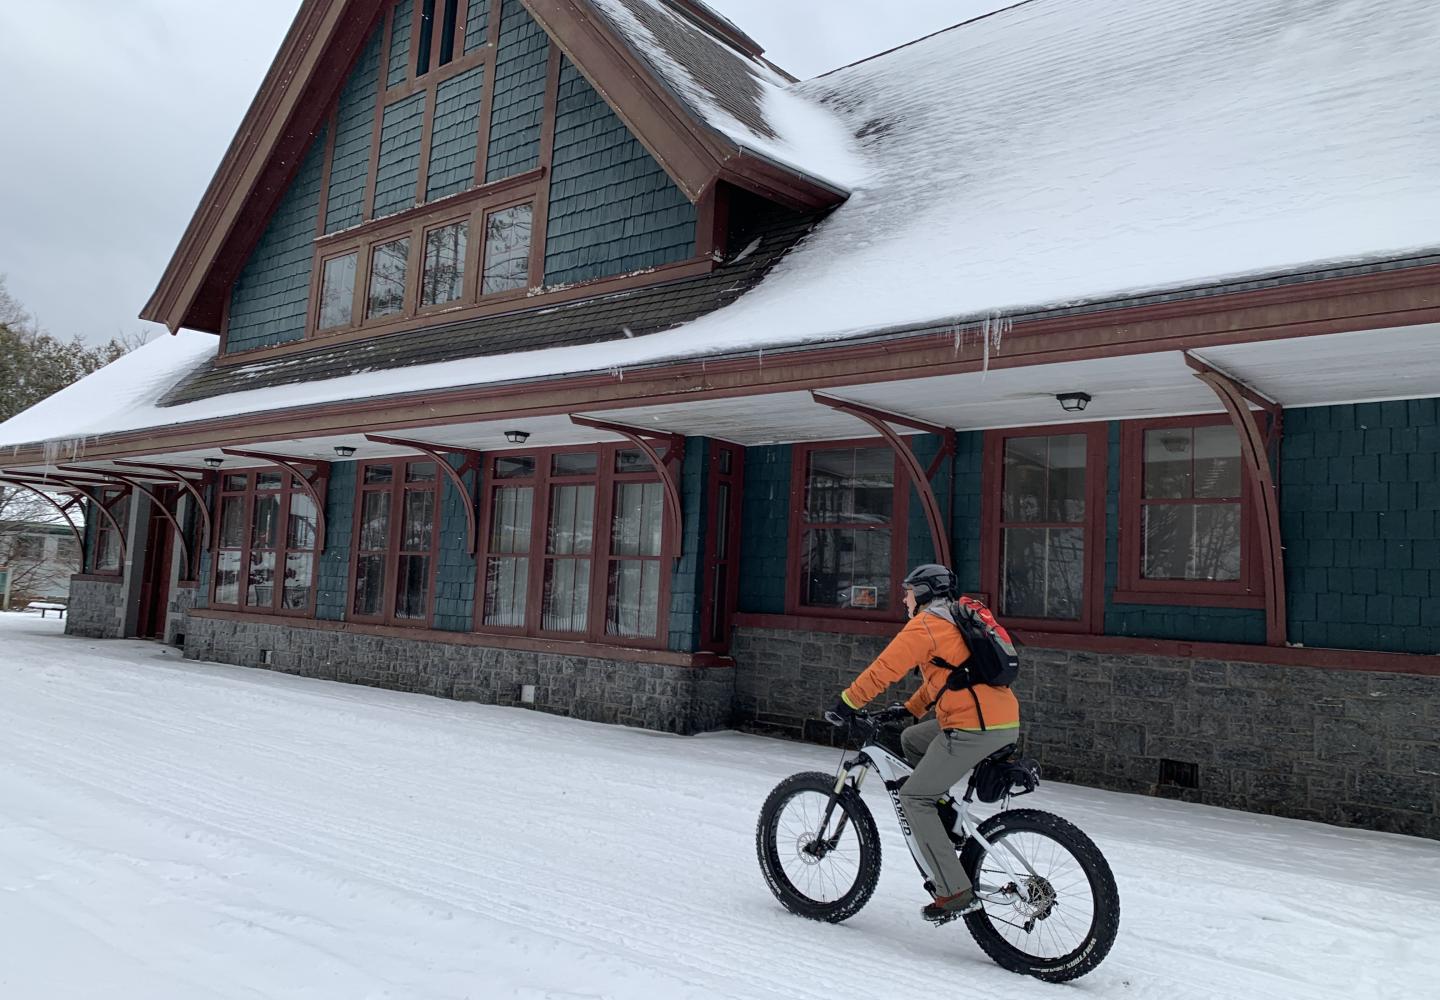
[[812, 392, 955, 569], [569, 415, 685, 557], [364, 435, 482, 555], [114, 461, 213, 552], [25, 475, 130, 570], [0, 478, 87, 565], [221, 450, 330, 553], [73, 470, 193, 575]]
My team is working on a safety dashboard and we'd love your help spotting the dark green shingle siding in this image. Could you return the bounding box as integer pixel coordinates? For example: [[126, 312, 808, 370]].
[[317, 462, 357, 621], [951, 432, 984, 595], [373, 92, 427, 217], [1282, 400, 1438, 654], [387, 0, 414, 87], [326, 26, 382, 234], [738, 445, 791, 614], [485, 0, 548, 182], [464, 0, 490, 52], [544, 59, 696, 285], [426, 65, 485, 202], [434, 455, 479, 631], [225, 128, 328, 353]]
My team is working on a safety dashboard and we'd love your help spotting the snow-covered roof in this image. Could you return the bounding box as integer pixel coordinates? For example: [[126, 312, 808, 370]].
[[3, 0, 1438, 452]]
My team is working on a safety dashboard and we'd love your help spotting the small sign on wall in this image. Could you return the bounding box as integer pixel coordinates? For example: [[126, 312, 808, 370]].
[[850, 585, 878, 609]]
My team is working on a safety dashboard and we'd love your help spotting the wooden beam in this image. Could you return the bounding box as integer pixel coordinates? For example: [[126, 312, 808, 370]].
[[67, 469, 193, 577], [113, 462, 215, 553], [568, 414, 685, 556], [0, 478, 87, 566], [221, 449, 332, 553], [364, 433, 482, 554]]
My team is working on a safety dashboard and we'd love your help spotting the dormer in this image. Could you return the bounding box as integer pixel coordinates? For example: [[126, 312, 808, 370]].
[[140, 0, 851, 360]]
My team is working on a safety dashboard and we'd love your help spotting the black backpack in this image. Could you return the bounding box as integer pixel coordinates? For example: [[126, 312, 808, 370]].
[[926, 596, 1020, 729]]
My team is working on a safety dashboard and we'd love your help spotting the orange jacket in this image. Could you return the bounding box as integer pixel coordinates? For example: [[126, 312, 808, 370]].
[[841, 607, 1020, 732]]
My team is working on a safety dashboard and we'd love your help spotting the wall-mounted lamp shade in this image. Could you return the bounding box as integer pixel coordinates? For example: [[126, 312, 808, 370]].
[[1056, 392, 1092, 413]]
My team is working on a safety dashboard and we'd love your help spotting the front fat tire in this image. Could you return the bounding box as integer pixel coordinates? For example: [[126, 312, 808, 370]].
[[756, 771, 881, 924], [960, 808, 1120, 983]]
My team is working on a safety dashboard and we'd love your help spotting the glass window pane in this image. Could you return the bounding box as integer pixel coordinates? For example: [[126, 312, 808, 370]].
[[222, 474, 248, 492], [804, 448, 894, 524], [214, 551, 242, 605], [489, 486, 533, 554], [286, 494, 317, 550], [402, 489, 435, 549], [714, 483, 732, 560], [1144, 428, 1193, 499], [718, 449, 733, 475], [319, 252, 357, 329], [546, 484, 595, 555], [359, 491, 391, 550], [1194, 503, 1242, 580], [614, 449, 654, 474], [255, 472, 283, 491], [1194, 425, 1242, 499], [801, 527, 891, 609], [495, 456, 535, 479], [1001, 526, 1083, 620], [405, 461, 437, 483], [611, 482, 663, 557], [364, 464, 394, 484], [552, 452, 598, 476], [246, 550, 275, 607], [1047, 435, 1087, 521], [481, 203, 532, 294], [542, 558, 591, 631], [218, 496, 245, 547], [421, 221, 467, 306], [484, 556, 529, 626], [353, 554, 386, 616], [394, 554, 431, 620], [1003, 434, 1086, 523], [1144, 503, 1241, 581], [606, 559, 660, 638], [282, 552, 314, 609], [367, 237, 409, 319], [252, 494, 280, 548]]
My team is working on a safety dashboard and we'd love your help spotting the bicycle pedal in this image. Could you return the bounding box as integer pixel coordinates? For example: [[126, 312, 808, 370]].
[[925, 909, 967, 927]]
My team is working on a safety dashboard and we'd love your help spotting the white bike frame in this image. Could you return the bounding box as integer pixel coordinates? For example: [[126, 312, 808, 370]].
[[834, 737, 1042, 904]]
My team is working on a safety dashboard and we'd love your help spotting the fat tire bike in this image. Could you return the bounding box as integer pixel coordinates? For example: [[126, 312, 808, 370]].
[[756, 711, 1120, 983]]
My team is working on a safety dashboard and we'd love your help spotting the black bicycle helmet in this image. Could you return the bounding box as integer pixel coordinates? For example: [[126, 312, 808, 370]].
[[902, 563, 955, 606]]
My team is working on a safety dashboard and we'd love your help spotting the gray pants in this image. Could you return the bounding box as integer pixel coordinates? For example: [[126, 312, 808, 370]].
[[898, 719, 1018, 897]]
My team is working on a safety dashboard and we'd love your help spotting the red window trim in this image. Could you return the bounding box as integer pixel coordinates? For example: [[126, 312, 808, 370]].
[[348, 457, 444, 628], [91, 487, 129, 576], [209, 467, 321, 618], [1116, 414, 1265, 609], [981, 423, 1108, 635], [474, 443, 676, 648], [785, 437, 912, 623], [699, 442, 744, 652]]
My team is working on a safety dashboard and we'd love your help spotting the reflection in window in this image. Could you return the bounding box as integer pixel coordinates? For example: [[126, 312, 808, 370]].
[[367, 237, 410, 319], [319, 252, 358, 329], [1000, 434, 1087, 620], [484, 485, 533, 627], [606, 482, 663, 638], [421, 221, 467, 307], [1141, 425, 1242, 581], [542, 483, 594, 632], [482, 204, 532, 294], [799, 447, 895, 610]]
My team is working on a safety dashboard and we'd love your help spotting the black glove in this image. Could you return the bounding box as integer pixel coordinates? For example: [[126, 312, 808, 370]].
[[873, 703, 914, 724], [824, 696, 858, 728]]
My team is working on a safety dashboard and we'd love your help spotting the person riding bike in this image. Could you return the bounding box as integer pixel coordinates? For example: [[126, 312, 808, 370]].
[[827, 563, 1020, 922]]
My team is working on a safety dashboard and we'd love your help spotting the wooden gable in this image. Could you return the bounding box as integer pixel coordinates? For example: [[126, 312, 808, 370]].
[[141, 0, 846, 353]]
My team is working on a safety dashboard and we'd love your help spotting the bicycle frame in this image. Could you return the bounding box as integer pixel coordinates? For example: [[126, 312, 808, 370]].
[[828, 730, 1042, 904]]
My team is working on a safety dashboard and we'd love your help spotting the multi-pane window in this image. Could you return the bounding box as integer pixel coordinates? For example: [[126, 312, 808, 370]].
[[319, 252, 358, 329], [12, 535, 43, 561], [421, 221, 467, 306], [211, 470, 320, 613], [482, 203, 532, 294], [1117, 418, 1256, 603], [478, 446, 671, 644], [998, 434, 1088, 621], [93, 488, 129, 574], [366, 237, 410, 318], [794, 445, 903, 614], [350, 459, 440, 625]]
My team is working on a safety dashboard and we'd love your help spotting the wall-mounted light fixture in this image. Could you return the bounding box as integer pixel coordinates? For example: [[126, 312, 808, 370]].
[[333, 445, 357, 458], [1056, 392, 1092, 413], [504, 429, 531, 445], [203, 457, 224, 469]]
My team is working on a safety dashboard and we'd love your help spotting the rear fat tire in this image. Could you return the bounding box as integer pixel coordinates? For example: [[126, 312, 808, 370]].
[[756, 771, 882, 923], [959, 808, 1120, 983]]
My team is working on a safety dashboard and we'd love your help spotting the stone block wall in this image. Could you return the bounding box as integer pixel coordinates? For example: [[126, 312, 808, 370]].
[[731, 625, 1439, 839], [164, 583, 198, 647], [185, 615, 734, 735], [65, 578, 127, 639]]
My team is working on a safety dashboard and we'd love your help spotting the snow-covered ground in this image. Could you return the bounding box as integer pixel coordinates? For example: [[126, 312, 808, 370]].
[[0, 612, 1434, 999]]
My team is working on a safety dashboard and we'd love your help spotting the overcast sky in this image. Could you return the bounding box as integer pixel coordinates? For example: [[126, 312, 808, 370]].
[[0, 1, 1005, 345]]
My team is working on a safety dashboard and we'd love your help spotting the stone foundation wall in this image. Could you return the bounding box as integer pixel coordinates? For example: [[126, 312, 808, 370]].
[[732, 626, 1440, 840], [164, 585, 198, 647], [185, 615, 734, 735], [65, 577, 127, 639]]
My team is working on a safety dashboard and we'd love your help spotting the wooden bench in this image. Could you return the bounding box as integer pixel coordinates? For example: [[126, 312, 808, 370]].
[[26, 602, 67, 619]]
